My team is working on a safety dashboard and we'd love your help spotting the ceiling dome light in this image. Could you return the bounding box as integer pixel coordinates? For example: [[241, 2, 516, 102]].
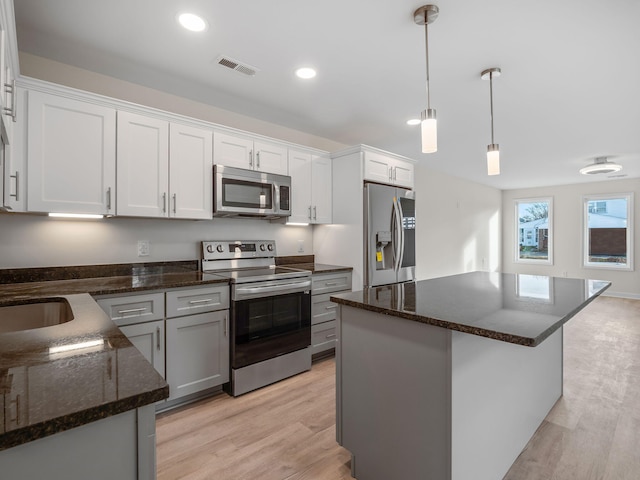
[[579, 157, 623, 175], [295, 67, 317, 79], [177, 13, 207, 32]]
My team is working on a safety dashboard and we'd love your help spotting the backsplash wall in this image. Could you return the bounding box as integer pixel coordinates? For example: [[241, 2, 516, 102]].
[[0, 214, 313, 268]]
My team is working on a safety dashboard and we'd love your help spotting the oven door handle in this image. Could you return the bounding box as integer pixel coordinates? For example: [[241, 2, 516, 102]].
[[235, 279, 311, 296]]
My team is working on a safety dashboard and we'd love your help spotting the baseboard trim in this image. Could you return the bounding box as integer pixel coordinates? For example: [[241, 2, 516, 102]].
[[602, 291, 640, 300]]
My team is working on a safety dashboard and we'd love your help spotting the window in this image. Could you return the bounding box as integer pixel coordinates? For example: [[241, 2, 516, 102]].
[[515, 198, 553, 265], [583, 193, 634, 270]]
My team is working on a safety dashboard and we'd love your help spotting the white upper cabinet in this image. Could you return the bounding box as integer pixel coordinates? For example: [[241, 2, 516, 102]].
[[117, 111, 169, 217], [27, 91, 116, 214], [169, 123, 213, 219], [214, 131, 288, 175], [363, 150, 414, 189], [288, 149, 332, 224], [117, 111, 213, 219]]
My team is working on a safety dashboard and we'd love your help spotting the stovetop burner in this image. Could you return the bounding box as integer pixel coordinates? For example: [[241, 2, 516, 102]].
[[201, 240, 310, 284]]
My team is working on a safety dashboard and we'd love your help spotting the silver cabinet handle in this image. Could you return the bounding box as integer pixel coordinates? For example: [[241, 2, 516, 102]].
[[188, 298, 213, 304], [156, 326, 161, 351], [9, 171, 18, 200], [106, 187, 112, 211], [325, 281, 340, 286], [4, 80, 16, 122], [162, 192, 167, 213], [326, 333, 337, 339], [249, 149, 253, 168], [308, 206, 312, 220], [256, 151, 260, 169], [117, 307, 147, 315], [389, 166, 393, 181], [313, 206, 317, 220], [13, 394, 21, 426], [325, 305, 338, 310], [224, 315, 228, 337], [172, 193, 177, 214]]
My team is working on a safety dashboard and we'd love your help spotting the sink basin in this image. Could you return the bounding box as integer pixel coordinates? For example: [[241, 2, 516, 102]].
[[0, 300, 74, 333]]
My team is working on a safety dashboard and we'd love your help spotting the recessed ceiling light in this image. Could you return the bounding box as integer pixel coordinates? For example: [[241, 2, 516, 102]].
[[177, 13, 207, 32], [295, 67, 317, 79], [406, 118, 421, 126]]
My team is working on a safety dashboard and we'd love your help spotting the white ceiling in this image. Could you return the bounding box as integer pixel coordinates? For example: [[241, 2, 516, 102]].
[[13, 0, 640, 190]]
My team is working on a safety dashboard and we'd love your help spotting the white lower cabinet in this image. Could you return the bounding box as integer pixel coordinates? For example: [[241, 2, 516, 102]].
[[311, 271, 352, 357]]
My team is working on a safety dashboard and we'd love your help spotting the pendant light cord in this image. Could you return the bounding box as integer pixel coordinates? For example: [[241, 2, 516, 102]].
[[489, 72, 495, 144], [425, 21, 431, 109]]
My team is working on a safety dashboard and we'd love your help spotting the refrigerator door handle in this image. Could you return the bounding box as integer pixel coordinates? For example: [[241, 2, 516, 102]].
[[392, 198, 403, 272], [396, 198, 406, 272]]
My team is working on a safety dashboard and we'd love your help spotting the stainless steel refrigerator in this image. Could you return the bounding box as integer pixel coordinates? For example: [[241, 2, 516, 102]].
[[364, 182, 416, 287]]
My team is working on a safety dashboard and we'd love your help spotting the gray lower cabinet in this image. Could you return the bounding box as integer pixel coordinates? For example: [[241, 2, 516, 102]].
[[165, 310, 229, 401], [95, 284, 230, 407], [311, 271, 352, 357], [96, 292, 165, 379], [120, 320, 165, 378]]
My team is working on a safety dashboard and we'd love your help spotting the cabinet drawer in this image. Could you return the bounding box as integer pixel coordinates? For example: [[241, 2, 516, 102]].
[[311, 320, 337, 355], [96, 292, 164, 326], [312, 293, 339, 325], [166, 285, 229, 318], [312, 271, 352, 295]]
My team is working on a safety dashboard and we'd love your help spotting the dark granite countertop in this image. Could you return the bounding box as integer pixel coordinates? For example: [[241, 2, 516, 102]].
[[330, 271, 610, 347], [276, 256, 353, 275], [0, 293, 169, 451], [0, 262, 229, 304]]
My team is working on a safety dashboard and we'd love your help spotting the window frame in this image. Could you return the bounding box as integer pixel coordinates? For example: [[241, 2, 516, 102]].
[[582, 193, 634, 271], [514, 197, 553, 265]]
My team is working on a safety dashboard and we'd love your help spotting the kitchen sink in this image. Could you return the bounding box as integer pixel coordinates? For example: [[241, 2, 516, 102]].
[[0, 300, 74, 333]]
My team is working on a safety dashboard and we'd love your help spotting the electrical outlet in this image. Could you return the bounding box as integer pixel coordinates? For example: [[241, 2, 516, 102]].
[[137, 240, 150, 257], [298, 239, 305, 253]]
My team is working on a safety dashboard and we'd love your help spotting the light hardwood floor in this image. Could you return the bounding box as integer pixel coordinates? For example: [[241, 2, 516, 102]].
[[157, 296, 640, 479]]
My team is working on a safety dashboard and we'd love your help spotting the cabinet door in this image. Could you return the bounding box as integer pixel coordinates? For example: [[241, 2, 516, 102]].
[[117, 111, 169, 217], [27, 91, 116, 214], [120, 320, 165, 378], [213, 131, 253, 170], [169, 123, 213, 219], [363, 151, 392, 185], [3, 86, 24, 211], [311, 155, 332, 224], [288, 149, 312, 223], [166, 310, 229, 400], [392, 161, 414, 189], [254, 140, 288, 175]]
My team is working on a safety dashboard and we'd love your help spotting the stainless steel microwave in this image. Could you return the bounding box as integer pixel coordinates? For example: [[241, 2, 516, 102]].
[[214, 165, 291, 218]]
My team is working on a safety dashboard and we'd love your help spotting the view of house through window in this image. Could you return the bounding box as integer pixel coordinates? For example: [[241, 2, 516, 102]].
[[515, 198, 552, 264], [583, 194, 633, 269]]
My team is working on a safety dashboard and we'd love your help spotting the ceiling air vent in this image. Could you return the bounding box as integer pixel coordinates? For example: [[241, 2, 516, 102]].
[[216, 56, 259, 76]]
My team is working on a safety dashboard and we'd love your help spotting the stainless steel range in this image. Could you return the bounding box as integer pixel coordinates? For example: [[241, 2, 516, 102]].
[[201, 240, 312, 396]]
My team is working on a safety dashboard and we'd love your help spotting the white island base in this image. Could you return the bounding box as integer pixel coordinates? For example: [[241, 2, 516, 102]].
[[337, 305, 563, 480]]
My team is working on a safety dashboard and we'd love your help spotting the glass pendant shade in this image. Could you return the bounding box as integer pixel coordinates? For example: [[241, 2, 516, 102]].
[[487, 144, 500, 176], [421, 108, 437, 153]]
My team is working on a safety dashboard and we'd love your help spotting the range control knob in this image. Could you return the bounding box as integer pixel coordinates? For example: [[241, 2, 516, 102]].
[[206, 244, 214, 253], [259, 244, 266, 251], [216, 244, 224, 253], [267, 244, 274, 252]]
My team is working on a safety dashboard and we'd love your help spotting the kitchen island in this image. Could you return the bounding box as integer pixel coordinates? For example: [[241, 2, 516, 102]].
[[330, 272, 610, 480]]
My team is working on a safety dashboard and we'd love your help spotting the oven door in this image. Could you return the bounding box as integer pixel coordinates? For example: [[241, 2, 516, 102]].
[[231, 280, 311, 369]]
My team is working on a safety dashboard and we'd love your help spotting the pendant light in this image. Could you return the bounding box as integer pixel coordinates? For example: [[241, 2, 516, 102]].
[[414, 5, 439, 153], [481, 67, 501, 175]]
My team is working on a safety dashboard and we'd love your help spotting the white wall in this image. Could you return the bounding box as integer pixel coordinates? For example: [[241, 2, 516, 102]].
[[415, 165, 502, 280], [0, 214, 313, 268], [502, 178, 640, 298]]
